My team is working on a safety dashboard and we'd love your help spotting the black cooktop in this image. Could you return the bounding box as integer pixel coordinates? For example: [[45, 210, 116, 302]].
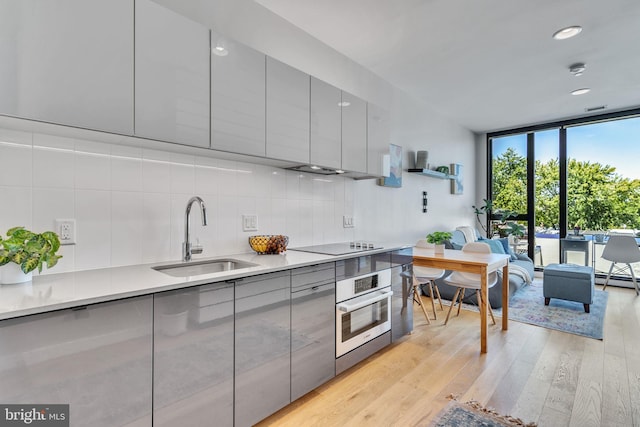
[[289, 242, 383, 256]]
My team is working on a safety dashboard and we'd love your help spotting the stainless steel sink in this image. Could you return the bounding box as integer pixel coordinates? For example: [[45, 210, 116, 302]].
[[152, 259, 259, 277]]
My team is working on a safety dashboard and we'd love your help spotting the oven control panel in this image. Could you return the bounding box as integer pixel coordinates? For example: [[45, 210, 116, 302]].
[[336, 269, 391, 302]]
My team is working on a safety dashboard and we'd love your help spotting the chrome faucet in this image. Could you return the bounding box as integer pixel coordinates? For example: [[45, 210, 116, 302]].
[[183, 196, 208, 261]]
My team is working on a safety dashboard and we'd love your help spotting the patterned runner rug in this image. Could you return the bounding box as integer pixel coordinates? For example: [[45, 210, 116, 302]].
[[430, 396, 537, 427]]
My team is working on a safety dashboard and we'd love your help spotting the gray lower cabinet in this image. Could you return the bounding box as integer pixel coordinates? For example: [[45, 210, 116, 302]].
[[391, 263, 414, 342], [234, 271, 291, 427], [291, 263, 336, 401], [0, 296, 153, 426], [153, 282, 234, 427]]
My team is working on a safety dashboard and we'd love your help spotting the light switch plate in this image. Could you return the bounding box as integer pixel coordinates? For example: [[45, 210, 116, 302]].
[[343, 215, 354, 228], [242, 215, 258, 232]]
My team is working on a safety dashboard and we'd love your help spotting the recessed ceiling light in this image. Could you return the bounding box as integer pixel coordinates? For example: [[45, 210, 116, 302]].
[[338, 101, 351, 107], [553, 26, 582, 40], [310, 165, 321, 170], [335, 169, 345, 174], [571, 88, 591, 96], [212, 45, 228, 56]]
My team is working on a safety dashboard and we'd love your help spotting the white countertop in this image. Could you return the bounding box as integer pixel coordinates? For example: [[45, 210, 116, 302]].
[[0, 244, 409, 321]]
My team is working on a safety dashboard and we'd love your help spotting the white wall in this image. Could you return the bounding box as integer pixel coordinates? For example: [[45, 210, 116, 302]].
[[0, 0, 477, 274], [354, 91, 477, 244]]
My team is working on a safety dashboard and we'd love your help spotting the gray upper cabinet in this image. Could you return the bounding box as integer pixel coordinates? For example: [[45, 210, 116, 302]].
[[341, 92, 368, 173], [211, 32, 266, 156], [0, 0, 133, 134], [235, 271, 291, 427], [0, 296, 153, 426], [310, 77, 341, 169], [266, 57, 310, 163], [153, 283, 233, 427], [367, 103, 391, 176], [135, 0, 210, 148]]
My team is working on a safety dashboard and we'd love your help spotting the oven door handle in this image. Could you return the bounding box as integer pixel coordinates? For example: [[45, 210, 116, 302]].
[[337, 290, 393, 313]]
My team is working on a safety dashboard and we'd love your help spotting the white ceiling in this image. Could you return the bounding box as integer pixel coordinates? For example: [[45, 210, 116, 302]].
[[254, 0, 640, 133]]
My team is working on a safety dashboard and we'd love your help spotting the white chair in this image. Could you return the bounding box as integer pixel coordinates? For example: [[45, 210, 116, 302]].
[[413, 239, 445, 319], [601, 235, 640, 295], [413, 266, 444, 319], [443, 242, 498, 325]]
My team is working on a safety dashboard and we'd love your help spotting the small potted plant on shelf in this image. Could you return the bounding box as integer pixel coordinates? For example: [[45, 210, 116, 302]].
[[426, 231, 452, 254], [0, 227, 62, 285]]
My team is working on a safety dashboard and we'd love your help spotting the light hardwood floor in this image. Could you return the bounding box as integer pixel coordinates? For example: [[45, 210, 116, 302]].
[[258, 285, 640, 426]]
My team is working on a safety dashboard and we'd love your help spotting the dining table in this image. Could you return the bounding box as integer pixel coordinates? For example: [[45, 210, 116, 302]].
[[412, 246, 510, 353]]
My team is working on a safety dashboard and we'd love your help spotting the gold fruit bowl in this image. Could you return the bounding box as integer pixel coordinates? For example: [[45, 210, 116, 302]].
[[248, 235, 289, 255]]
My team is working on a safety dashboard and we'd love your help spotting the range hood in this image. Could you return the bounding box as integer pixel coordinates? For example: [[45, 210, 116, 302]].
[[286, 165, 342, 175], [286, 164, 379, 180]]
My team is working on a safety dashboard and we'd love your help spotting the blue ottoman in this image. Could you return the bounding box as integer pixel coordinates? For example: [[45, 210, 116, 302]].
[[543, 263, 595, 312]]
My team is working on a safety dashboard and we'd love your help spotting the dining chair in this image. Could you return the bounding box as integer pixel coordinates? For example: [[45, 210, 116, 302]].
[[601, 235, 640, 295], [443, 242, 498, 325], [413, 239, 445, 319]]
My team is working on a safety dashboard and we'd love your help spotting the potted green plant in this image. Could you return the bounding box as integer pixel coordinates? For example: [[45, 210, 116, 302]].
[[472, 198, 493, 234], [505, 222, 526, 242], [0, 227, 62, 284], [426, 231, 452, 254]]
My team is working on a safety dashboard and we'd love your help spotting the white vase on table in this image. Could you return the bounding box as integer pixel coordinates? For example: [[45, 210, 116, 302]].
[[434, 244, 445, 254]]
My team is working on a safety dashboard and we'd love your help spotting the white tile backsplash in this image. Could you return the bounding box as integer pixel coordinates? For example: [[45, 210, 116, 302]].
[[32, 134, 75, 189], [0, 186, 33, 233], [75, 142, 111, 190], [111, 191, 143, 267], [75, 189, 112, 270], [0, 130, 32, 187], [1, 126, 356, 272]]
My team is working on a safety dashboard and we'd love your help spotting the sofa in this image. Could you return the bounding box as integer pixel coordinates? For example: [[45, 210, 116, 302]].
[[424, 229, 535, 309]]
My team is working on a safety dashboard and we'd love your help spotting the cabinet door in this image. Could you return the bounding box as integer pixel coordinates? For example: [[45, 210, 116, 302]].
[[291, 263, 336, 401], [367, 103, 391, 176], [153, 283, 233, 427], [341, 91, 367, 173], [266, 57, 310, 163], [211, 32, 266, 156], [0, 296, 153, 426], [135, 0, 210, 148], [310, 77, 341, 169], [235, 271, 291, 427], [0, 0, 133, 134]]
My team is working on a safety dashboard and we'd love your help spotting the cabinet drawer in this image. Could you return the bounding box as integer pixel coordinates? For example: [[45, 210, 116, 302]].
[[291, 263, 335, 291]]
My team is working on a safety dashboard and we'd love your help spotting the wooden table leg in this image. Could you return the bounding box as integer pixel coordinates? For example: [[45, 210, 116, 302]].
[[480, 265, 488, 353], [502, 263, 509, 331]]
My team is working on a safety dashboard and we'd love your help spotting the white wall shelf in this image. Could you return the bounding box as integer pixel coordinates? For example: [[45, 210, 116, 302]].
[[408, 168, 457, 180]]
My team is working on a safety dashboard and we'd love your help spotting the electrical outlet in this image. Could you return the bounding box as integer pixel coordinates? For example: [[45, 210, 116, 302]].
[[343, 216, 354, 228], [55, 219, 76, 245], [242, 215, 258, 232]]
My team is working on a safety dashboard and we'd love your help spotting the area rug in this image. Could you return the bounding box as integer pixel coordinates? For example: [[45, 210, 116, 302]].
[[430, 396, 537, 427], [440, 279, 608, 340], [504, 280, 608, 340]]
